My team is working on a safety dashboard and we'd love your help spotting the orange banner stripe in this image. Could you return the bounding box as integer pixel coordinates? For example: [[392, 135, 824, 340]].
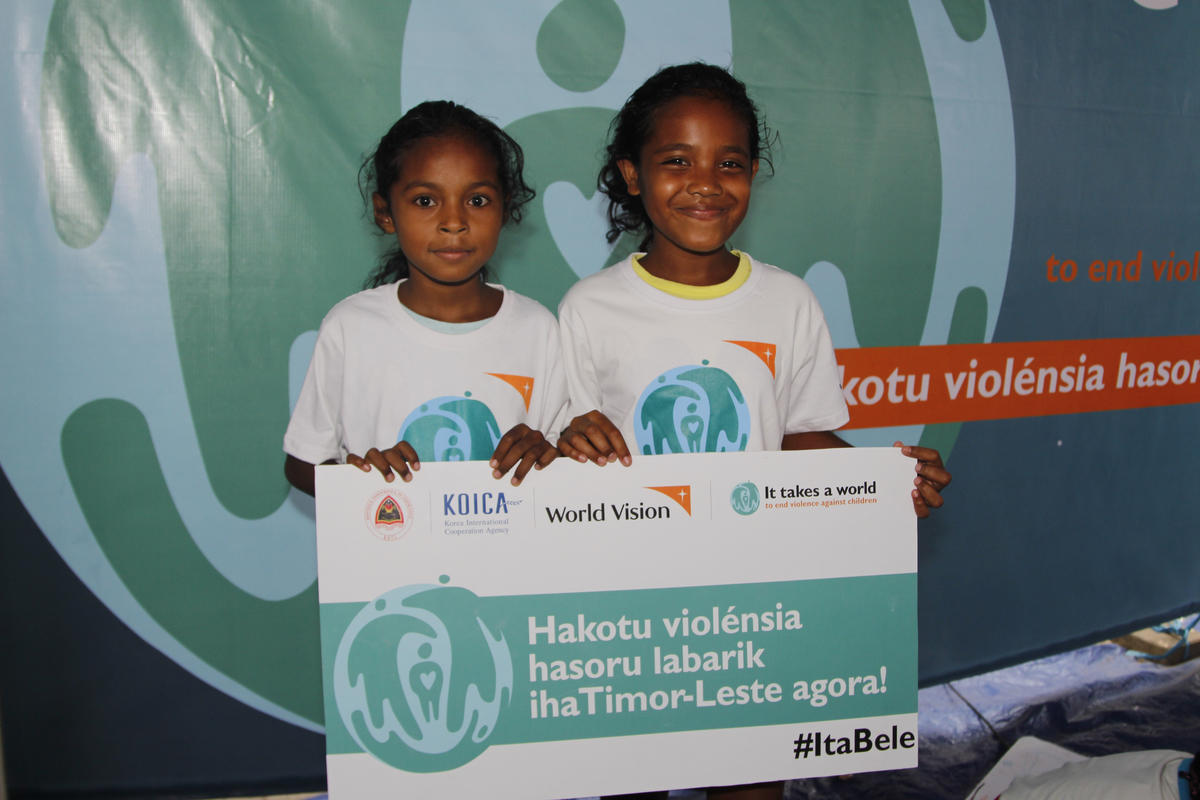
[[835, 335, 1200, 429]]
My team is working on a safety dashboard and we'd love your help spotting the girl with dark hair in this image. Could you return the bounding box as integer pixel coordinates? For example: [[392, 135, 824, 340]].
[[558, 60, 950, 800], [284, 101, 564, 495]]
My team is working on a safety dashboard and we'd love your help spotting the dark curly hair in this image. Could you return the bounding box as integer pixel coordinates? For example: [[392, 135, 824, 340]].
[[360, 100, 535, 287], [598, 62, 773, 249]]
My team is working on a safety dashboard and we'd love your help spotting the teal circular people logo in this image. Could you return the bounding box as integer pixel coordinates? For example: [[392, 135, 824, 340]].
[[634, 363, 751, 455], [399, 394, 502, 462], [333, 583, 513, 771], [730, 482, 760, 516]]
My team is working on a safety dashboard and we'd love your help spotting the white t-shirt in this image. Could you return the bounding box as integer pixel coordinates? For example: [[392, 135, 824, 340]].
[[1001, 749, 1190, 800], [284, 282, 567, 464], [558, 253, 848, 455]]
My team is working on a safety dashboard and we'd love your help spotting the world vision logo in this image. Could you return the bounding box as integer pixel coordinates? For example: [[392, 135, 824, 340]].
[[646, 485, 692, 516], [365, 490, 415, 541], [487, 372, 535, 411], [543, 485, 692, 524], [333, 583, 512, 770], [725, 340, 777, 377], [634, 363, 750, 455], [400, 393, 502, 462]]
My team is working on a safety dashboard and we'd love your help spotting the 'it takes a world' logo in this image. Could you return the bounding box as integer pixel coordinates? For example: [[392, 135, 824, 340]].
[[730, 482, 760, 516], [635, 363, 750, 455], [333, 583, 513, 771]]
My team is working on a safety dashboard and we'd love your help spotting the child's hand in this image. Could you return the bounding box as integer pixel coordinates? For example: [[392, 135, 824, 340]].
[[347, 442, 421, 483], [490, 424, 557, 486], [558, 410, 632, 466], [895, 442, 951, 518]]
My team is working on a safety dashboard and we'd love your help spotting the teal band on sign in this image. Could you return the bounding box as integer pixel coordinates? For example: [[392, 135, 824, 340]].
[[322, 573, 916, 757]]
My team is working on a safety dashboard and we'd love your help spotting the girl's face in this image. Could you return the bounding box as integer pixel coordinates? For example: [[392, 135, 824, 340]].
[[372, 135, 504, 286], [618, 95, 759, 260]]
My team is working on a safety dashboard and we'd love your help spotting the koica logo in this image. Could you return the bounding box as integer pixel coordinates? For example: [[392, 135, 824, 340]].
[[443, 491, 510, 516]]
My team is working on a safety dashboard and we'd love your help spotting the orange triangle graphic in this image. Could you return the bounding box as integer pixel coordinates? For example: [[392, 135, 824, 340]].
[[725, 340, 777, 377], [487, 373, 535, 411], [647, 485, 692, 515]]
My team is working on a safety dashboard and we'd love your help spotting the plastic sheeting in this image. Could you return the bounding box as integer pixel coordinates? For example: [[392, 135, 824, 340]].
[[787, 644, 1200, 799]]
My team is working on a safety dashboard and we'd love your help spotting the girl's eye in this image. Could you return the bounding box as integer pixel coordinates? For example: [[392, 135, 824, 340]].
[[468, 194, 491, 207], [720, 159, 746, 170], [413, 195, 435, 208], [662, 157, 687, 167]]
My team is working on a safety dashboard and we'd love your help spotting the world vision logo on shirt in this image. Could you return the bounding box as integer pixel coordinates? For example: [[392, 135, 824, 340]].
[[399, 393, 502, 462], [487, 373, 535, 411], [725, 340, 777, 377], [634, 363, 750, 455]]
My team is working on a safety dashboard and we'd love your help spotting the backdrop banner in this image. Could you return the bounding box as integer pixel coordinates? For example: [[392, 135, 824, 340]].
[[316, 450, 917, 797], [2, 1, 1198, 795]]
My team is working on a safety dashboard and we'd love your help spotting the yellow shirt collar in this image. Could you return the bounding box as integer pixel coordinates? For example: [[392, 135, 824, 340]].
[[630, 250, 751, 299]]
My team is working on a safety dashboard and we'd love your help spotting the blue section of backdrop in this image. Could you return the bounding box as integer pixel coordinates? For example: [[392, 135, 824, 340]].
[[915, 1, 1200, 681]]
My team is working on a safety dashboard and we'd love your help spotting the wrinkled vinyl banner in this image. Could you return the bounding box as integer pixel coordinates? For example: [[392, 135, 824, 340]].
[[1, 0, 1197, 794]]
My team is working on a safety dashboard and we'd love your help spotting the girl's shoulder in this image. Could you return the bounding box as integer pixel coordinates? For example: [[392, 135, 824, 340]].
[[316, 283, 401, 332], [327, 282, 397, 314], [492, 284, 558, 328], [739, 253, 821, 302], [558, 258, 635, 311]]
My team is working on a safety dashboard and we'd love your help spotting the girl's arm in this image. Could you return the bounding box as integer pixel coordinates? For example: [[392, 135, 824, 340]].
[[284, 454, 335, 497], [781, 433, 951, 519]]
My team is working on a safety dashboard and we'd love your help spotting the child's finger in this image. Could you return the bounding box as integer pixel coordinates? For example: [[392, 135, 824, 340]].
[[363, 447, 396, 481], [383, 449, 414, 482], [559, 429, 608, 465], [916, 461, 951, 490], [509, 443, 549, 485], [915, 478, 945, 510], [535, 444, 557, 469], [899, 444, 945, 468], [346, 452, 372, 472], [911, 489, 931, 519], [490, 424, 531, 473], [570, 411, 631, 466], [600, 421, 632, 466], [394, 441, 421, 471], [493, 429, 543, 478]]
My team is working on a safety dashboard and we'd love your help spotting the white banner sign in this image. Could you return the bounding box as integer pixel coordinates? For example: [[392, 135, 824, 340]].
[[316, 448, 917, 798]]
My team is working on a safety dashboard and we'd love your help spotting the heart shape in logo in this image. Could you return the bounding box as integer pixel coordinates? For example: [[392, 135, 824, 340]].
[[544, 181, 615, 279]]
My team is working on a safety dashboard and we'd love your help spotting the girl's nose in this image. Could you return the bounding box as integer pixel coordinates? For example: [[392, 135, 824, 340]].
[[687, 171, 721, 196], [438, 215, 467, 233]]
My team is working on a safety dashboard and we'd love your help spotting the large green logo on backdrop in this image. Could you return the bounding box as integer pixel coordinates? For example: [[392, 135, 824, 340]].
[[5, 0, 1011, 728]]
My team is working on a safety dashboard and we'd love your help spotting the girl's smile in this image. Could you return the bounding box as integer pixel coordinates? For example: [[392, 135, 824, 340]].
[[618, 95, 759, 282]]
